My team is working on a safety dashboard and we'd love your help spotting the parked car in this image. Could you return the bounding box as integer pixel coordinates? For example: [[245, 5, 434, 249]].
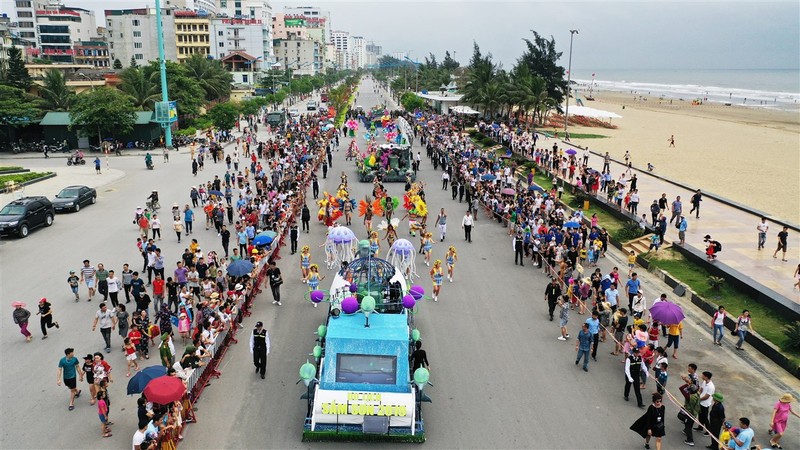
[[0, 196, 55, 238], [52, 185, 97, 213], [306, 101, 317, 111]]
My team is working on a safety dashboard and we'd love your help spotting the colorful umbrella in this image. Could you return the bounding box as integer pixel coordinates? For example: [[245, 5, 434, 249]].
[[142, 375, 186, 404], [649, 302, 685, 325], [127, 365, 167, 395]]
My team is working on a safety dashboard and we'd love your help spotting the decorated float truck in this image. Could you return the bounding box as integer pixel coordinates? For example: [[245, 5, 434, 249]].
[[298, 247, 431, 442]]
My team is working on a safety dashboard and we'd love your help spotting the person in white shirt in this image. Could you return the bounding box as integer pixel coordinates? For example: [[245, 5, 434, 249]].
[[150, 215, 161, 240], [698, 371, 715, 434], [461, 211, 474, 243], [441, 171, 450, 190], [756, 218, 769, 250], [711, 305, 727, 345]]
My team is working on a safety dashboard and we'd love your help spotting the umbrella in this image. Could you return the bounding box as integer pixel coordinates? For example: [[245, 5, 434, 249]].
[[481, 174, 497, 181], [528, 185, 544, 192], [127, 365, 167, 395], [564, 221, 581, 229], [565, 149, 577, 155], [649, 302, 685, 325], [252, 234, 274, 246], [208, 190, 224, 197], [142, 375, 186, 404], [501, 187, 516, 196], [227, 259, 254, 277]]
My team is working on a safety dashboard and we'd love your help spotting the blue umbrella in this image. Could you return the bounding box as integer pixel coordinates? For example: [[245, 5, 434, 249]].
[[564, 221, 582, 229], [252, 234, 274, 246], [208, 190, 224, 197], [127, 365, 167, 395], [528, 185, 544, 192], [481, 174, 497, 181], [227, 259, 254, 277]]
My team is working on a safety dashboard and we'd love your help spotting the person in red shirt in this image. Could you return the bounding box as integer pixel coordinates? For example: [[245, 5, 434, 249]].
[[127, 325, 142, 358], [152, 274, 165, 311]]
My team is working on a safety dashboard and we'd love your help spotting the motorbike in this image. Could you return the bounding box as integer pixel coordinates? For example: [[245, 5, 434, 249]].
[[67, 155, 86, 166], [145, 159, 154, 170]]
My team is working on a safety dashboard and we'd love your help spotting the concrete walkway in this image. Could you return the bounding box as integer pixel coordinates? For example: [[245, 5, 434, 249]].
[[538, 134, 800, 302]]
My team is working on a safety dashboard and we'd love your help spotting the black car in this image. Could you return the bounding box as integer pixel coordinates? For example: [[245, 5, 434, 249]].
[[52, 185, 97, 213], [0, 196, 55, 238]]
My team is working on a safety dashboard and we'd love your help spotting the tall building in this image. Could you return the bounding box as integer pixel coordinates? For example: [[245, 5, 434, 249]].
[[351, 35, 365, 69], [12, 0, 97, 63], [271, 8, 329, 75], [73, 39, 109, 68], [11, 0, 47, 52], [216, 0, 273, 64], [105, 8, 177, 66], [330, 30, 351, 70], [174, 10, 210, 61], [366, 41, 381, 67], [1, 14, 34, 65], [273, 37, 319, 76]]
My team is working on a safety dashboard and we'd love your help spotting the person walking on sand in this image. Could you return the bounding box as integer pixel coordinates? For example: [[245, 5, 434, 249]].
[[667, 135, 675, 148], [756, 217, 769, 250], [12, 301, 32, 342], [773, 226, 789, 261]]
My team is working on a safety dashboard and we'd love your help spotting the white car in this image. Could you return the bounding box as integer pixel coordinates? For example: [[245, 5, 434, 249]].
[[289, 108, 300, 119], [306, 101, 317, 111]]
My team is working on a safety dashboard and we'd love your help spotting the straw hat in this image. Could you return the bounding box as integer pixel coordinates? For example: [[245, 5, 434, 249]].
[[210, 292, 220, 299], [235, 283, 244, 291], [780, 393, 795, 403]]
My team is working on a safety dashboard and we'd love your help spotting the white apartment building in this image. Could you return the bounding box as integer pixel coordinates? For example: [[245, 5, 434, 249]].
[[351, 35, 365, 69], [330, 30, 352, 70], [105, 8, 177, 65], [12, 0, 96, 63], [209, 17, 264, 61], [273, 37, 319, 76], [217, 0, 273, 64]]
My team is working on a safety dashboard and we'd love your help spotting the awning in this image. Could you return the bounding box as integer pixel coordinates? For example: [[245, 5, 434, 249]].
[[563, 105, 622, 119], [450, 105, 480, 115]]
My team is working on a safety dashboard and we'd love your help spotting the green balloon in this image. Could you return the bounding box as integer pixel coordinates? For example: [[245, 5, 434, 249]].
[[411, 329, 420, 342], [300, 361, 316, 380], [317, 324, 327, 338], [313, 345, 322, 358], [361, 295, 376, 313], [413, 368, 430, 385], [359, 239, 370, 248]]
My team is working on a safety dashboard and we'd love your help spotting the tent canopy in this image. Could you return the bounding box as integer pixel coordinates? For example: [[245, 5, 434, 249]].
[[563, 105, 622, 119], [450, 105, 480, 115]]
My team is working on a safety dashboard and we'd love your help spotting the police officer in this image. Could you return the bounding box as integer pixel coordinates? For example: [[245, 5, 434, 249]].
[[624, 346, 647, 408], [250, 321, 271, 379], [311, 174, 319, 200], [544, 278, 561, 321]]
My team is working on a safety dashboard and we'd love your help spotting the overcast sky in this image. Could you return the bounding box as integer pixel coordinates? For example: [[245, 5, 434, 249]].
[[3, 0, 799, 71]]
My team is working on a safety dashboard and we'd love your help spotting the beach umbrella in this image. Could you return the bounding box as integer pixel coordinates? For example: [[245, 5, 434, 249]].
[[481, 174, 497, 181], [252, 234, 274, 246], [528, 185, 544, 192], [501, 187, 516, 196], [142, 375, 186, 404], [208, 190, 224, 197], [127, 365, 167, 395], [227, 259, 254, 277], [564, 221, 582, 229], [565, 149, 577, 155], [650, 302, 685, 325]]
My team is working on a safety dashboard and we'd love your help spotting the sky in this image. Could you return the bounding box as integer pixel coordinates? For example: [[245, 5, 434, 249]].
[[3, 0, 799, 73]]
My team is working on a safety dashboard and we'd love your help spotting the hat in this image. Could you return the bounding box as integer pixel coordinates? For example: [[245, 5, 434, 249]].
[[179, 313, 187, 318], [712, 393, 724, 402], [252, 248, 259, 254], [780, 393, 795, 403], [235, 283, 244, 291], [11, 301, 25, 308], [161, 333, 170, 341], [69, 270, 75, 274], [39, 297, 47, 303], [723, 421, 732, 428], [210, 292, 220, 299], [631, 347, 640, 353], [255, 321, 263, 327], [83, 354, 93, 360]]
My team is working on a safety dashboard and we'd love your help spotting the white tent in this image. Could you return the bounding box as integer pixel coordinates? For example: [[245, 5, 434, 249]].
[[563, 105, 622, 119], [450, 105, 481, 115]]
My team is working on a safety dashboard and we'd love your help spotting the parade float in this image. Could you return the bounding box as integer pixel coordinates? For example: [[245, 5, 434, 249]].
[[353, 115, 415, 183], [298, 239, 431, 442]]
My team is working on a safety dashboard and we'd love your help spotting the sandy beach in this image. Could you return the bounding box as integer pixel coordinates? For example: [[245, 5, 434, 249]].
[[564, 91, 800, 223]]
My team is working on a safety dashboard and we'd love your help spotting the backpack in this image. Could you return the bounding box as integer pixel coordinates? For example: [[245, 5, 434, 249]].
[[714, 241, 722, 252]]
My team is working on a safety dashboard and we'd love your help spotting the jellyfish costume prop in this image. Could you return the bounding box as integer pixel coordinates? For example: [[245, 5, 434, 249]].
[[388, 238, 417, 280], [326, 226, 358, 268]]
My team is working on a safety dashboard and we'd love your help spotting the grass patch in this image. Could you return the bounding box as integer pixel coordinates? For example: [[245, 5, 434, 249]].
[[0, 172, 52, 186], [0, 166, 23, 172], [566, 133, 608, 139], [644, 249, 800, 366]]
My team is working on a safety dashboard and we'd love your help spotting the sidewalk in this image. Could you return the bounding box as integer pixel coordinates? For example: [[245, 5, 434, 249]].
[[539, 134, 800, 303]]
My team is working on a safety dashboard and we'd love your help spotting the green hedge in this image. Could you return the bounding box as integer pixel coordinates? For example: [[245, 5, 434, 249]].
[[0, 172, 53, 186]]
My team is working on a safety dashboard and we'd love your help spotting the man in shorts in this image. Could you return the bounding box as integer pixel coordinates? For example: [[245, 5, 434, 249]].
[[79, 259, 97, 301], [773, 226, 789, 261], [665, 320, 683, 359], [57, 347, 84, 411]]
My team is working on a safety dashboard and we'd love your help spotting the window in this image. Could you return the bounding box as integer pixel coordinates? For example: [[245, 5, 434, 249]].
[[242, 74, 248, 83], [134, 42, 143, 49], [135, 53, 143, 60], [15, 1, 32, 7], [220, 0, 226, 7], [18, 21, 34, 28], [218, 31, 223, 36], [250, 8, 255, 17], [38, 25, 69, 34], [132, 19, 140, 26], [335, 354, 397, 385], [119, 33, 123, 38], [133, 31, 141, 37], [219, 42, 224, 47], [17, 11, 32, 18]]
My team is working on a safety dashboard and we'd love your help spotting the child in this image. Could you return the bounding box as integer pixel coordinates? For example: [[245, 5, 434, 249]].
[[97, 390, 112, 437], [627, 250, 637, 277], [579, 246, 588, 264], [178, 312, 191, 343], [655, 362, 668, 395], [557, 295, 570, 341], [718, 421, 732, 449], [124, 337, 139, 377], [648, 321, 661, 347], [67, 271, 80, 302], [649, 233, 661, 252]]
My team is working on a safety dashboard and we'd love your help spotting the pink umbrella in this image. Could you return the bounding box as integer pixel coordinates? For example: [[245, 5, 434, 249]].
[[501, 188, 516, 196]]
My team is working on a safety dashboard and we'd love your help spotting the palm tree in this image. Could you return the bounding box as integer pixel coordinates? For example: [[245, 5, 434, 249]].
[[118, 67, 159, 110], [462, 63, 494, 116], [38, 69, 74, 111], [182, 54, 232, 101]]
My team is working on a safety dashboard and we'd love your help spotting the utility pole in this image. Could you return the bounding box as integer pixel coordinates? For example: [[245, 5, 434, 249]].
[[156, 0, 172, 149], [564, 29, 579, 138]]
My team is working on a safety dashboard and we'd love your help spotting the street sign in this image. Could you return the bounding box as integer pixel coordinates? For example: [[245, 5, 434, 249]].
[[154, 101, 178, 124]]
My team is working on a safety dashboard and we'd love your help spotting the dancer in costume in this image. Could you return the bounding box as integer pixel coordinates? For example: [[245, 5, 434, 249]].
[[445, 246, 458, 282], [421, 232, 434, 266], [430, 260, 444, 302], [304, 264, 325, 307], [299, 245, 311, 282], [369, 231, 381, 257]]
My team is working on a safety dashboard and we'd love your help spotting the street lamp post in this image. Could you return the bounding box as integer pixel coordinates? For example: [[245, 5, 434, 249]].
[[155, 0, 172, 149], [564, 29, 579, 138]]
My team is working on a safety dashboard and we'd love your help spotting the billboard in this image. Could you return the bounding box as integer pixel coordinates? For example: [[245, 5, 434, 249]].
[[154, 101, 178, 124]]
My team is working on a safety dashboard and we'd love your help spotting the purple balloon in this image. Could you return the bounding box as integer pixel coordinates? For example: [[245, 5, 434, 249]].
[[341, 296, 359, 314], [349, 283, 358, 293], [402, 294, 416, 309], [310, 290, 324, 303], [409, 285, 425, 300]]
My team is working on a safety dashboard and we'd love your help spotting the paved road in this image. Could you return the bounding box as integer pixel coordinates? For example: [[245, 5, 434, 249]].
[[2, 80, 798, 449]]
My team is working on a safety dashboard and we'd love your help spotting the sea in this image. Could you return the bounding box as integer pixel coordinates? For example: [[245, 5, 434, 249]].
[[571, 69, 800, 111]]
